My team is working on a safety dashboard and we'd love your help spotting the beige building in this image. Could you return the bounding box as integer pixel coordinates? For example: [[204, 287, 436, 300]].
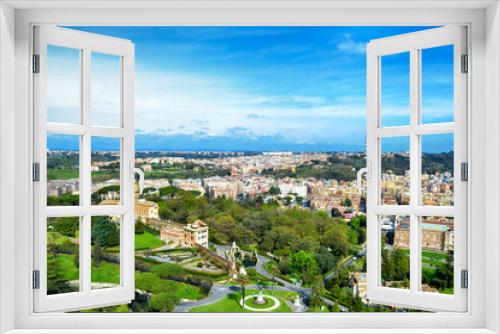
[[394, 220, 454, 251], [135, 199, 159, 220], [160, 219, 209, 248]]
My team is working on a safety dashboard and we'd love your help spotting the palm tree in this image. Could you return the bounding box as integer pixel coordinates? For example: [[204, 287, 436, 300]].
[[235, 274, 250, 308], [270, 265, 280, 294]]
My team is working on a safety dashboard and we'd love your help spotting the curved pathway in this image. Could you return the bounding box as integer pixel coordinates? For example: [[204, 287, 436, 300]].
[[174, 285, 238, 312], [174, 283, 312, 312], [173, 249, 350, 312], [255, 254, 349, 312]]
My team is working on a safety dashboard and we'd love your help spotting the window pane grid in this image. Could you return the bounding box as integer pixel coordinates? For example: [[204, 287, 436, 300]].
[[43, 46, 126, 300], [375, 46, 457, 296]]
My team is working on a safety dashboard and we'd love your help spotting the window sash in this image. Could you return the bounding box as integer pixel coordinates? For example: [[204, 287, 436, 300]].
[[32, 26, 135, 313], [366, 25, 468, 312]]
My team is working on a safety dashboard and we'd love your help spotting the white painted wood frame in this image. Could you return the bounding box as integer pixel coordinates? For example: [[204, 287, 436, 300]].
[[32, 26, 135, 312], [366, 26, 468, 312], [0, 2, 496, 333]]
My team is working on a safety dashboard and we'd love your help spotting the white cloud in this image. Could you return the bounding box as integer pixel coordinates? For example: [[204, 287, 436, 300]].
[[47, 59, 368, 144], [336, 34, 367, 55]]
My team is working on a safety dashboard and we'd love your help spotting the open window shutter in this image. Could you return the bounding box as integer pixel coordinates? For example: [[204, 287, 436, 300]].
[[33, 26, 135, 312], [366, 26, 467, 312]]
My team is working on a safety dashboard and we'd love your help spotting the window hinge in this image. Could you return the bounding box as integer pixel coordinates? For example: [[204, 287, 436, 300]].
[[32, 54, 40, 73], [461, 269, 468, 289], [33, 270, 40, 289], [461, 162, 468, 182], [32, 162, 40, 182], [461, 54, 468, 73]]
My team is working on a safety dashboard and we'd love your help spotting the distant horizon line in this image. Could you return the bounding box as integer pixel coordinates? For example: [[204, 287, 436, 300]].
[[46, 149, 453, 154]]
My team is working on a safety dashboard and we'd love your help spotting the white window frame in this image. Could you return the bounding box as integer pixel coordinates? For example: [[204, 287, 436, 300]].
[[0, 1, 499, 333], [32, 26, 136, 312], [366, 26, 468, 312]]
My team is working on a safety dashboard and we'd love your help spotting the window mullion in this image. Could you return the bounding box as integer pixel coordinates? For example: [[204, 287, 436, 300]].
[[81, 48, 92, 293], [409, 48, 421, 293]]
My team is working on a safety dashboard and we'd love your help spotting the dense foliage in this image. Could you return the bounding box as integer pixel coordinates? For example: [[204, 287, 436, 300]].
[[148, 188, 364, 285]]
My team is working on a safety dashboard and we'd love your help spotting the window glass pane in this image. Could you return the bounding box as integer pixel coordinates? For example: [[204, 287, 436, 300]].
[[91, 137, 121, 205], [91, 216, 121, 289], [47, 217, 80, 295], [421, 216, 454, 294], [381, 215, 410, 289], [47, 134, 80, 206], [47, 45, 81, 124], [380, 52, 410, 127], [91, 52, 121, 127], [381, 137, 410, 205], [421, 45, 454, 124], [421, 134, 454, 206]]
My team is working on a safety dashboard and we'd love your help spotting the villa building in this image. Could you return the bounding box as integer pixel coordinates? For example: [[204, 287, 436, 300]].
[[135, 199, 159, 220], [160, 219, 209, 248]]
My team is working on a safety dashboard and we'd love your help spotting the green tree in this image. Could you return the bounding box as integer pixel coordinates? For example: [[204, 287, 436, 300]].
[[93, 238, 102, 267], [135, 272, 159, 292], [331, 207, 342, 218], [309, 275, 325, 310], [149, 292, 179, 312], [290, 250, 319, 284], [91, 216, 119, 248], [48, 216, 79, 237], [278, 260, 292, 275], [343, 198, 352, 207], [47, 254, 72, 295], [331, 302, 340, 312], [315, 246, 336, 274], [152, 263, 186, 279], [235, 275, 250, 308], [47, 193, 79, 206], [269, 264, 280, 294], [321, 226, 350, 257], [268, 186, 281, 195]]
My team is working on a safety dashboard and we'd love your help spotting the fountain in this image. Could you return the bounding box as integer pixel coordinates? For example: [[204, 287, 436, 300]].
[[294, 295, 302, 307], [253, 286, 266, 305]]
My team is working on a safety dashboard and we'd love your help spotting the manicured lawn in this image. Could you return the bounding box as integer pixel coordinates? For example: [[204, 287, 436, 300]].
[[107, 231, 164, 252], [134, 231, 164, 250], [189, 289, 293, 313], [92, 259, 120, 284], [402, 249, 447, 267], [81, 304, 130, 313], [48, 168, 79, 180], [47, 231, 75, 245], [174, 281, 203, 300], [53, 254, 120, 284], [53, 254, 79, 280], [422, 250, 447, 263], [243, 296, 276, 309]]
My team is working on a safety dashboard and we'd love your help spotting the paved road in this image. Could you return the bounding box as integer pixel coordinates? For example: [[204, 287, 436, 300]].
[[324, 243, 367, 282], [255, 254, 311, 296], [173, 247, 351, 312], [174, 285, 239, 312], [255, 254, 348, 312]]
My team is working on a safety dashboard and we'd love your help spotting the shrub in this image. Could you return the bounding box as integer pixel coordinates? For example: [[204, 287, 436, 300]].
[[149, 293, 179, 312], [135, 272, 159, 292], [278, 260, 292, 275], [152, 263, 186, 279]]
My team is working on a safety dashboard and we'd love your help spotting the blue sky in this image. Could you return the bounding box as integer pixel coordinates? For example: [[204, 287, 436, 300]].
[[48, 26, 454, 152]]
